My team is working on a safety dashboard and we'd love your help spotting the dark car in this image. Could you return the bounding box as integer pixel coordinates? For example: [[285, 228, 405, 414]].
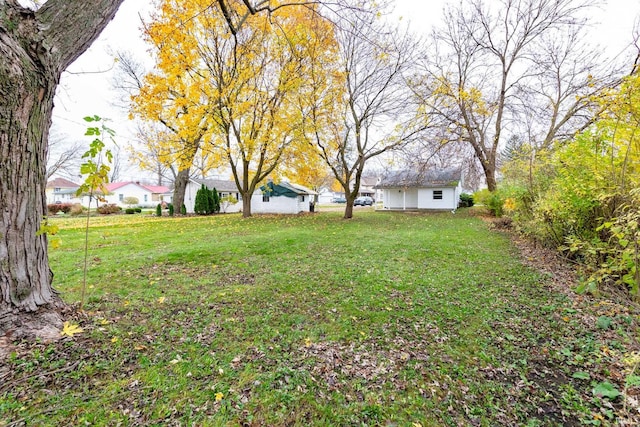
[[332, 197, 347, 203], [354, 196, 374, 206]]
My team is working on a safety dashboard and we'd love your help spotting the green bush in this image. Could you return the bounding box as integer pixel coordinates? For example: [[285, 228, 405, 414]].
[[168, 203, 174, 216], [459, 193, 474, 208], [125, 208, 135, 214], [134, 208, 142, 213], [474, 189, 505, 217], [212, 188, 220, 213], [156, 204, 162, 217], [194, 184, 210, 215], [181, 204, 186, 215]]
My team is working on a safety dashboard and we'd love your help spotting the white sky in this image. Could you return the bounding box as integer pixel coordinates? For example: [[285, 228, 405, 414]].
[[50, 0, 640, 179]]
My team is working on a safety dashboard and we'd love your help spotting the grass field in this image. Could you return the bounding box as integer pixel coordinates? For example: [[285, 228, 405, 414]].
[[1, 210, 638, 426]]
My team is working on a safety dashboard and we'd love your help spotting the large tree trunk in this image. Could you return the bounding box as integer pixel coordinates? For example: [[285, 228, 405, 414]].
[[0, 0, 125, 340], [172, 168, 190, 214], [343, 199, 355, 219], [241, 192, 252, 218], [481, 160, 497, 192], [0, 43, 61, 340]]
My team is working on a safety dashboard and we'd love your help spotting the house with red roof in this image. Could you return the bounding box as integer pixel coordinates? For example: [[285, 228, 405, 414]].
[[80, 181, 171, 208]]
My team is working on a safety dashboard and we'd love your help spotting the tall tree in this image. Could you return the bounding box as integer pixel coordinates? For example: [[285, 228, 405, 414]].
[[414, 0, 622, 191], [0, 0, 125, 339], [137, 0, 330, 217], [298, 2, 425, 218]]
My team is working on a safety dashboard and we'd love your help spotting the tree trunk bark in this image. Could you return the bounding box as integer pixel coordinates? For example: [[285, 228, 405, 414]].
[[483, 164, 497, 192], [0, 52, 62, 340], [344, 200, 354, 219], [172, 168, 190, 214], [0, 0, 125, 340], [241, 192, 252, 218]]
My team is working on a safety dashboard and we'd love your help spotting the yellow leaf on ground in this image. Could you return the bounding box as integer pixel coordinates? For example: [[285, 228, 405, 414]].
[[60, 321, 83, 337]]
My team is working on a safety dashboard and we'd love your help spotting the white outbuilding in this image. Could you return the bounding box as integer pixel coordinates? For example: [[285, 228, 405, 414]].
[[374, 169, 463, 211]]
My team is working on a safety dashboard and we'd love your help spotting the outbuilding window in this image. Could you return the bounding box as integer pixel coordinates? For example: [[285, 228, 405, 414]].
[[433, 190, 443, 200], [263, 195, 270, 202]]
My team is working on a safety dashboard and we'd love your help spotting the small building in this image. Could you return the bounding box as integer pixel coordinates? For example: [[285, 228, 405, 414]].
[[375, 169, 463, 211], [184, 178, 242, 214], [252, 181, 317, 214], [46, 177, 80, 205]]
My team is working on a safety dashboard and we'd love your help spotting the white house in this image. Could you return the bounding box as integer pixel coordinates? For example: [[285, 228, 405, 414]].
[[81, 182, 170, 208], [374, 169, 463, 211], [184, 178, 242, 213], [46, 177, 80, 205], [252, 181, 317, 214]]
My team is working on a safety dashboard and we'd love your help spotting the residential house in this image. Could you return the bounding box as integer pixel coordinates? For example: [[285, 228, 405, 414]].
[[80, 182, 170, 208], [374, 169, 463, 211], [359, 176, 380, 200], [252, 181, 317, 214], [184, 178, 242, 213], [46, 177, 80, 205], [143, 185, 173, 206]]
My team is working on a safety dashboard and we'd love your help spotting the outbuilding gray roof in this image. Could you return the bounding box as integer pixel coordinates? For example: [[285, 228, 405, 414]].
[[192, 178, 240, 193], [374, 169, 462, 189]]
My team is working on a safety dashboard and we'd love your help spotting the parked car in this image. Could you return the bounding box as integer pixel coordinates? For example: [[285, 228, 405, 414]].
[[354, 196, 374, 206], [332, 197, 347, 203]]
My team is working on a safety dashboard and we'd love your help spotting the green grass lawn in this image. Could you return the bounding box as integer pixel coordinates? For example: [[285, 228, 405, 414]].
[[1, 210, 638, 426]]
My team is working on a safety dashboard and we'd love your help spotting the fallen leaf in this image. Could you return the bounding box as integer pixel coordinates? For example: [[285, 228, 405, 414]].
[[60, 321, 83, 337]]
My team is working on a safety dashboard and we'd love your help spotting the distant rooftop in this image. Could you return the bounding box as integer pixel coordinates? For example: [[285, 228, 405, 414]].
[[375, 169, 462, 189], [46, 177, 78, 188]]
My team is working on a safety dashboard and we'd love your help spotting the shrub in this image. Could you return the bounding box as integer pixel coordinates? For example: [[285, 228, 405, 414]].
[[156, 204, 162, 217], [220, 195, 238, 213], [473, 189, 505, 217], [168, 203, 174, 216], [97, 204, 122, 215], [459, 193, 474, 208], [48, 203, 73, 215], [212, 188, 220, 213], [122, 196, 139, 207], [194, 184, 210, 215], [125, 208, 135, 214], [134, 207, 142, 213], [181, 204, 186, 215], [70, 203, 85, 216]]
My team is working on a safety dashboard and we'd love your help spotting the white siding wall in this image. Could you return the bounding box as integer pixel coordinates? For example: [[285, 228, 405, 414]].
[[417, 188, 457, 210], [104, 184, 154, 207], [382, 186, 459, 210], [183, 182, 199, 213], [252, 194, 306, 214], [218, 192, 242, 213]]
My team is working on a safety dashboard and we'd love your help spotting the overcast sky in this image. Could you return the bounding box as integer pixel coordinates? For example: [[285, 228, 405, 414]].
[[50, 0, 640, 180]]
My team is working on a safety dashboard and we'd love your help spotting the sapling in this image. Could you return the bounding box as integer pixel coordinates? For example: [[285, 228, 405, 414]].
[[75, 115, 114, 310]]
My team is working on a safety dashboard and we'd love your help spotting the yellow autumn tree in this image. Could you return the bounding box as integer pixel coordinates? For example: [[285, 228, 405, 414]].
[[130, 0, 215, 211], [132, 0, 336, 216], [203, 3, 338, 216]]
